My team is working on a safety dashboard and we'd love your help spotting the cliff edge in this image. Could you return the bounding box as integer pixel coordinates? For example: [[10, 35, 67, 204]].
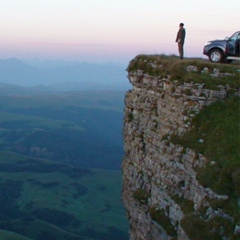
[[122, 55, 240, 240]]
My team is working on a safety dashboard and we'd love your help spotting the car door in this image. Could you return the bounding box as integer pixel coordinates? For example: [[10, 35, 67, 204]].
[[226, 31, 240, 56]]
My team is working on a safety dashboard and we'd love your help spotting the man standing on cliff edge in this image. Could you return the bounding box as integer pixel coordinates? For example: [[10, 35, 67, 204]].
[[176, 23, 186, 59]]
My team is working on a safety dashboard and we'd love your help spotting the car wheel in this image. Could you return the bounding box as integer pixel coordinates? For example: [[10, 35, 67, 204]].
[[209, 49, 223, 63]]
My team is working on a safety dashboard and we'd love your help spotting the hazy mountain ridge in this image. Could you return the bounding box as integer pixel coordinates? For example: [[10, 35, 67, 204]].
[[0, 82, 42, 95], [0, 58, 130, 90]]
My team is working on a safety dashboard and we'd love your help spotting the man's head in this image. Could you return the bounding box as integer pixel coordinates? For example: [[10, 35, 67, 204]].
[[179, 23, 184, 28]]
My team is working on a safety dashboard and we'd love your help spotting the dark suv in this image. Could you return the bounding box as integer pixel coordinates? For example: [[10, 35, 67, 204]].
[[203, 31, 240, 63]]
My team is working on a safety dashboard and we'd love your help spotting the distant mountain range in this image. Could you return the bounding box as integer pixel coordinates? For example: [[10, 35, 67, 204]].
[[0, 58, 130, 91]]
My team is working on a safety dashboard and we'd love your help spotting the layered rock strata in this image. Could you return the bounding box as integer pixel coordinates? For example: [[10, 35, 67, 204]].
[[122, 58, 238, 239]]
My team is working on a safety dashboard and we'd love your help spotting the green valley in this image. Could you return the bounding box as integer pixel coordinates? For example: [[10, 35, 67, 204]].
[[0, 90, 125, 169], [0, 89, 129, 240]]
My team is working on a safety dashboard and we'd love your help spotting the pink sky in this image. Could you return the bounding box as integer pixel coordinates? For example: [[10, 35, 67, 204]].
[[0, 0, 239, 63]]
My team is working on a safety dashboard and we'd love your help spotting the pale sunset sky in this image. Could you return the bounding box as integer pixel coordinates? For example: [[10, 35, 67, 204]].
[[1, 0, 239, 64]]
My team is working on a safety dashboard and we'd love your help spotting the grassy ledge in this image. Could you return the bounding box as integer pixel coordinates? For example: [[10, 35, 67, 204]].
[[127, 54, 240, 90]]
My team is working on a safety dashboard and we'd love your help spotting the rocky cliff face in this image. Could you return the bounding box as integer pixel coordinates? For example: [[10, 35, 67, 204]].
[[122, 55, 239, 240]]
